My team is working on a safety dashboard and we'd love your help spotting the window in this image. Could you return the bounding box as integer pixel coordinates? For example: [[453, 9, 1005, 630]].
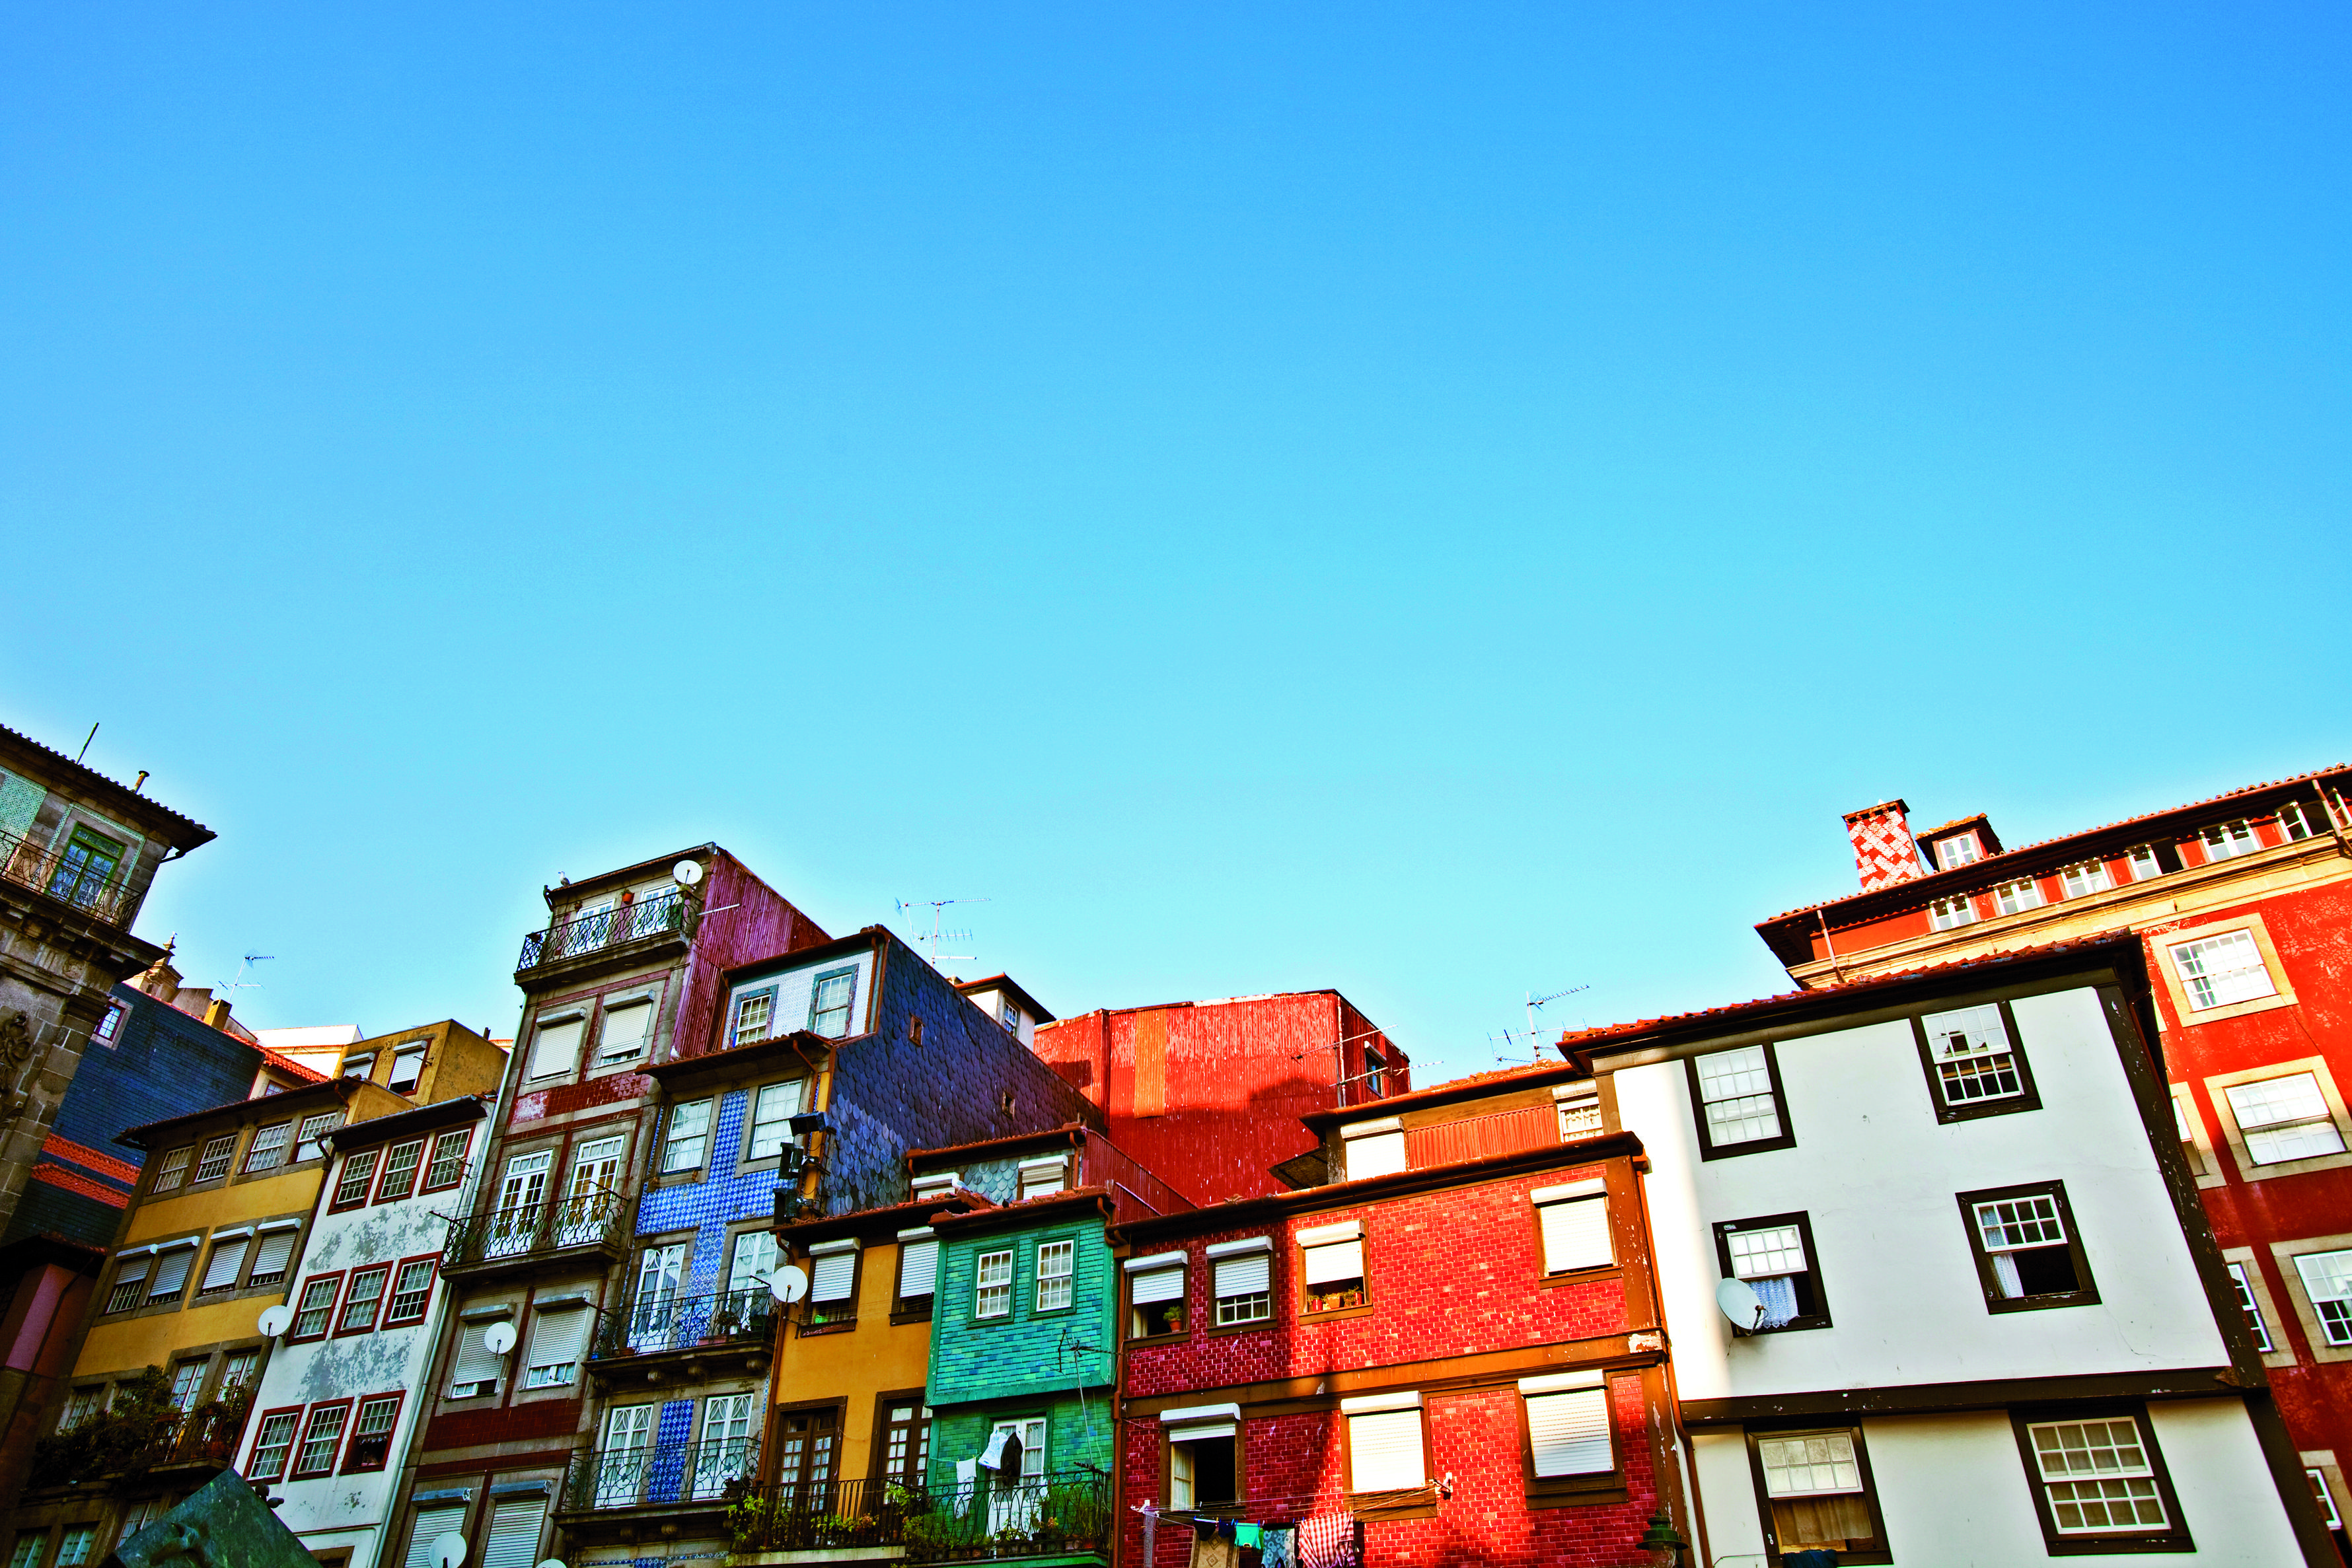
[[49, 825, 126, 907], [199, 1232, 251, 1295], [293, 1402, 351, 1478], [2201, 819, 2260, 862], [1126, 1254, 1186, 1338], [340, 1053, 375, 1080], [729, 990, 773, 1049], [809, 1240, 860, 1326], [147, 1244, 197, 1304], [218, 1349, 258, 1391], [2227, 1263, 2273, 1351], [974, 1248, 1012, 1319], [2312, 1470, 2344, 1531], [1994, 878, 2044, 915], [1339, 1119, 1407, 1181], [1210, 1238, 1272, 1326], [1935, 833, 1981, 869], [6, 1537, 40, 1568], [192, 1134, 236, 1183], [878, 1400, 933, 1489], [424, 1127, 473, 1190], [1520, 1372, 1617, 1499], [1714, 1213, 1828, 1332], [1929, 894, 1976, 931], [448, 1320, 507, 1398], [54, 1528, 93, 1568], [2018, 1411, 2186, 1548], [388, 1046, 426, 1094], [245, 1409, 301, 1481], [60, 1388, 100, 1429], [662, 1100, 713, 1173], [2293, 1250, 2352, 1346], [524, 1015, 584, 1081], [2224, 1074, 2345, 1165], [291, 1274, 343, 1339], [344, 1394, 401, 1471], [745, 1081, 803, 1162], [480, 1499, 546, 1568], [151, 1146, 192, 1192], [1361, 1047, 1387, 1098], [1036, 1239, 1074, 1312], [2170, 930, 2277, 1011], [340, 1266, 392, 1334], [168, 1359, 208, 1410], [729, 1230, 780, 1301], [1751, 1427, 1889, 1559], [523, 1304, 589, 1388], [1534, 1180, 1613, 1276], [809, 968, 858, 1038], [1342, 1392, 1426, 1495], [1017, 1157, 1068, 1201], [104, 1254, 151, 1314], [1164, 1407, 1239, 1509], [2280, 802, 2322, 841], [383, 1260, 435, 1326], [95, 1004, 124, 1045], [998, 999, 1020, 1034], [1688, 1044, 1792, 1157], [2059, 861, 2112, 900], [694, 1393, 758, 1499], [1911, 1001, 2038, 1122], [1962, 1182, 2097, 1311], [375, 1140, 426, 1202], [2127, 844, 2164, 882], [247, 1226, 298, 1287], [333, 1150, 381, 1209], [1299, 1221, 1366, 1314], [598, 999, 652, 1063], [1555, 1082, 1602, 1139], [292, 1113, 342, 1162]]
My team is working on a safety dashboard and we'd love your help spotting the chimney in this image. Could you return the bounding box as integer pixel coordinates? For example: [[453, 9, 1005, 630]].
[[1843, 799, 1929, 891], [205, 999, 234, 1032]]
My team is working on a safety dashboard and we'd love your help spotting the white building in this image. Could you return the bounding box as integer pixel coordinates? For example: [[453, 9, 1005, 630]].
[[239, 1096, 492, 1568], [1570, 938, 2332, 1567]]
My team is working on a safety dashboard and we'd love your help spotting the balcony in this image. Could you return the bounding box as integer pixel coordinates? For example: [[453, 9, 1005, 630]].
[[560, 1435, 761, 1515], [729, 1472, 1110, 1563], [441, 1190, 630, 1276], [0, 828, 138, 928], [517, 892, 692, 975], [589, 1287, 777, 1383]]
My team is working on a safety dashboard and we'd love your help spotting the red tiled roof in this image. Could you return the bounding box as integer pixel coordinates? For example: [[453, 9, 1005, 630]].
[[256, 1044, 327, 1085], [1761, 765, 2348, 923]]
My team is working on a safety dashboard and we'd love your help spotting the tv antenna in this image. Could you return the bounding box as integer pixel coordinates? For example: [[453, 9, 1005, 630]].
[[1511, 986, 1588, 1063], [222, 953, 276, 993], [895, 898, 986, 972]]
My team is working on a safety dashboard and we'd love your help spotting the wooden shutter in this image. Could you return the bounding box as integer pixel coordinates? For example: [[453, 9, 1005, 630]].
[[897, 1236, 937, 1299], [525, 1018, 583, 1079], [1130, 1264, 1184, 1305], [811, 1250, 858, 1304], [1214, 1253, 1269, 1299], [403, 1505, 468, 1568], [1525, 1388, 1612, 1477], [478, 1499, 545, 1568], [200, 1236, 250, 1292], [1302, 1240, 1363, 1285], [1536, 1186, 1613, 1273], [1346, 1409, 1424, 1491]]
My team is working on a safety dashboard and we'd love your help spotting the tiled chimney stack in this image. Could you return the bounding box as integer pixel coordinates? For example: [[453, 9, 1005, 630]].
[[1843, 799, 1928, 891]]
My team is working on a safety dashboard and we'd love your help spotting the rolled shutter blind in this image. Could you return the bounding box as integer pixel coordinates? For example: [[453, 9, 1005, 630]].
[[1347, 1409, 1425, 1491], [451, 1325, 502, 1391], [600, 1002, 650, 1057], [1539, 1197, 1613, 1273], [250, 1230, 297, 1279], [1302, 1240, 1363, 1286], [114, 1256, 151, 1291], [1214, 1254, 1270, 1299], [811, 1251, 857, 1303], [404, 1505, 468, 1568], [526, 1018, 583, 1079], [1130, 1264, 1185, 1305], [479, 1499, 545, 1568], [149, 1248, 196, 1298], [527, 1310, 587, 1374], [1525, 1388, 1612, 1477], [1344, 1131, 1407, 1182], [200, 1238, 250, 1292], [897, 1239, 937, 1299]]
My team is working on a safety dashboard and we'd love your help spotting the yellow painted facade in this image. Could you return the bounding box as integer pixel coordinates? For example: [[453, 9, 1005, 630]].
[[772, 1230, 935, 1486], [335, 1018, 507, 1103]]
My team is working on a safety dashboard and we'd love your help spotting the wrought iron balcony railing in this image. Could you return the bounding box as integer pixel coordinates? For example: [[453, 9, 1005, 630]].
[[562, 1436, 762, 1512], [518, 892, 690, 972], [443, 1190, 628, 1269], [728, 1471, 1111, 1561], [592, 1287, 776, 1360], [0, 828, 139, 927]]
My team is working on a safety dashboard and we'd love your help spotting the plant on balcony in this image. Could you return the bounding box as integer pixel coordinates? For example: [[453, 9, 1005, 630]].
[[28, 1367, 252, 1487]]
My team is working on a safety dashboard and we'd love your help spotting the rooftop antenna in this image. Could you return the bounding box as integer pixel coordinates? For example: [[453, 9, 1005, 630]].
[[1523, 986, 1588, 1062], [222, 953, 276, 993], [75, 723, 98, 764], [895, 897, 986, 972]]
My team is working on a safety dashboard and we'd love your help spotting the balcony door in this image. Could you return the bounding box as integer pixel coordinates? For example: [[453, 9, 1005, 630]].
[[774, 1407, 839, 1510], [558, 1136, 624, 1246], [487, 1151, 552, 1257], [986, 1417, 1047, 1536], [691, 1393, 758, 1499], [595, 1403, 657, 1507], [630, 1243, 686, 1351]]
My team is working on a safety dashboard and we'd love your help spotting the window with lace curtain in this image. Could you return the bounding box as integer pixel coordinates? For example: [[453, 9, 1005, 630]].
[[1713, 1212, 1829, 1333], [1747, 1427, 1889, 1561], [1960, 1181, 2098, 1313]]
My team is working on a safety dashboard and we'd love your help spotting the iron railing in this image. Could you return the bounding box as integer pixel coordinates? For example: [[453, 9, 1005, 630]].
[[592, 1287, 776, 1359], [0, 827, 139, 927], [563, 1437, 762, 1511], [518, 892, 690, 971], [728, 1471, 1111, 1561], [443, 1190, 629, 1268]]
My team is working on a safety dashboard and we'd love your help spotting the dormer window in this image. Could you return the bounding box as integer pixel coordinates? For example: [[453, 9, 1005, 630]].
[[388, 1046, 426, 1094], [340, 1053, 375, 1081], [999, 999, 1021, 1035], [1017, 1156, 1068, 1202], [910, 1172, 961, 1203], [1934, 834, 1981, 870]]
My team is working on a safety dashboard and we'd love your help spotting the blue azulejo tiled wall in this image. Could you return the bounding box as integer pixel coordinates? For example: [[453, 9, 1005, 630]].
[[634, 1087, 781, 1289]]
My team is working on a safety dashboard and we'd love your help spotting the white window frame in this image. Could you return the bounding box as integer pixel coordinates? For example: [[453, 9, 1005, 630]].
[[1934, 833, 1981, 869], [1208, 1237, 1273, 1326], [2156, 915, 2297, 1026], [1929, 894, 1976, 930], [1691, 1045, 1786, 1152], [2224, 1073, 2347, 1166], [2058, 861, 2112, 900], [2201, 818, 2260, 862], [974, 1248, 1013, 1319], [661, 1099, 714, 1174], [1340, 1391, 1425, 1494], [1993, 878, 2043, 915], [1035, 1239, 1074, 1312], [2025, 1415, 2171, 1537], [729, 989, 775, 1050], [2126, 844, 2164, 882]]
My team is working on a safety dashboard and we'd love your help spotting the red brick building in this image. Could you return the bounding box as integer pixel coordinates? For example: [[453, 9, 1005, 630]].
[[1753, 768, 2352, 1544], [1107, 1063, 1689, 1567]]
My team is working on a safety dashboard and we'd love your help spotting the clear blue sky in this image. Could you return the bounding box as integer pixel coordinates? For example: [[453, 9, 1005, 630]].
[[5, 5, 2346, 1083]]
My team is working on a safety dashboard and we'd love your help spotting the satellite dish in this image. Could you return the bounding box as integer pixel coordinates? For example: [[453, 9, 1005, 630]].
[[772, 1264, 809, 1304], [1716, 1277, 1764, 1332], [431, 1532, 468, 1568], [482, 1322, 518, 1356], [256, 1304, 293, 1337], [673, 860, 704, 886], [538, 1559, 567, 1568]]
